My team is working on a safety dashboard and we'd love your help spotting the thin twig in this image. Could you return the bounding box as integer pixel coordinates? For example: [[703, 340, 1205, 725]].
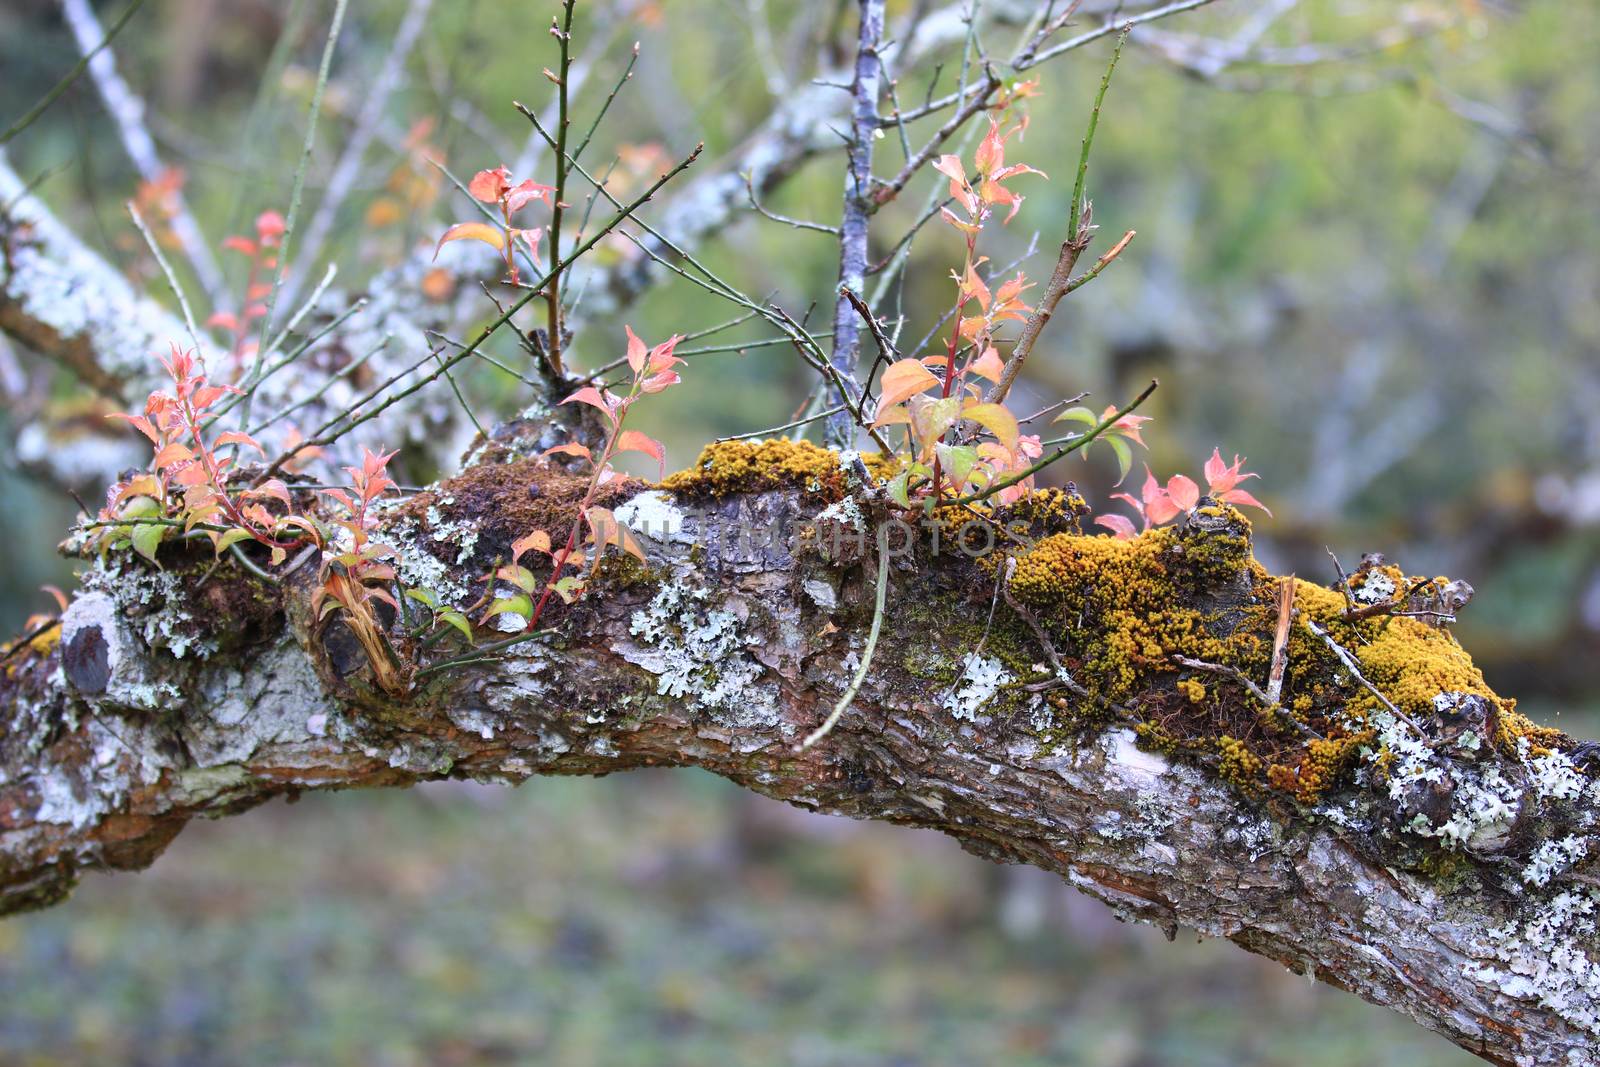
[[1021, 0, 1221, 71], [434, 349, 484, 438], [243, 0, 350, 429], [987, 32, 1127, 407], [1304, 617, 1424, 735], [126, 202, 204, 357], [0, 0, 149, 146], [744, 171, 840, 234], [259, 143, 704, 479], [1169, 654, 1274, 706], [869, 67, 1000, 213], [716, 405, 849, 443], [283, 0, 434, 308]]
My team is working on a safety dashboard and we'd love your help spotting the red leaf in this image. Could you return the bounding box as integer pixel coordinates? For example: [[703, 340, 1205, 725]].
[[1166, 474, 1200, 512], [543, 441, 592, 460], [615, 430, 666, 477], [875, 359, 940, 415], [467, 166, 512, 203], [968, 346, 1005, 384], [624, 325, 648, 375], [433, 221, 505, 259], [1094, 514, 1138, 540], [512, 529, 552, 559], [245, 478, 292, 506], [254, 211, 286, 241], [560, 386, 616, 422], [505, 179, 555, 213], [107, 412, 160, 444], [153, 442, 194, 468], [1146, 493, 1182, 526], [215, 430, 264, 454], [1220, 488, 1272, 516]]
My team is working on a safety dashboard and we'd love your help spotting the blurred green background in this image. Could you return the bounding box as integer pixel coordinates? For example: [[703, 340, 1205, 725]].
[[2, 0, 1598, 1062]]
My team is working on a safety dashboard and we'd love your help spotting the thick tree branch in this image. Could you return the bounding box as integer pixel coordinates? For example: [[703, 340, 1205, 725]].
[[0, 436, 1596, 1065]]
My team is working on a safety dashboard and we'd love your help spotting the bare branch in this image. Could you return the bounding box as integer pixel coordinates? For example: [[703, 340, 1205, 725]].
[[58, 0, 226, 305], [825, 0, 888, 449]]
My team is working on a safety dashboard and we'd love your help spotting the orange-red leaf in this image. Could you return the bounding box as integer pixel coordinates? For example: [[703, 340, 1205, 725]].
[[615, 429, 665, 477], [876, 359, 939, 414]]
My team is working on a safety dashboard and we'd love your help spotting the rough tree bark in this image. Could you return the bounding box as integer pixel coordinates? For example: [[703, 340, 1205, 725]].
[[0, 432, 1597, 1067]]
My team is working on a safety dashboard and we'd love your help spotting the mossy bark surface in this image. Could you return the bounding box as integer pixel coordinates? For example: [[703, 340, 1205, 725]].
[[1, 437, 1598, 1066]]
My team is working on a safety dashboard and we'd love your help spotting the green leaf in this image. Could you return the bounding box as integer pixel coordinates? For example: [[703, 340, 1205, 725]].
[[214, 527, 254, 555], [551, 576, 584, 604], [503, 564, 539, 593], [438, 610, 474, 642], [936, 443, 980, 489], [1106, 435, 1133, 485], [1053, 405, 1098, 427], [885, 470, 912, 507], [485, 594, 533, 620], [131, 522, 166, 565], [404, 587, 440, 609]]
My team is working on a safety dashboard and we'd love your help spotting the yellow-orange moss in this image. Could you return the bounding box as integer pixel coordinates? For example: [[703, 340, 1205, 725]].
[[1009, 525, 1268, 703], [1003, 511, 1540, 804], [2, 622, 60, 678], [661, 439, 854, 500]]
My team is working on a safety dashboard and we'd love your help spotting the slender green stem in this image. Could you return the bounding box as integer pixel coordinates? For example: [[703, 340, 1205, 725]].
[[249, 335, 389, 436], [243, 0, 349, 428], [126, 201, 204, 357], [435, 350, 485, 438], [1067, 28, 1127, 240], [717, 404, 849, 443], [571, 42, 637, 165], [207, 298, 368, 427]]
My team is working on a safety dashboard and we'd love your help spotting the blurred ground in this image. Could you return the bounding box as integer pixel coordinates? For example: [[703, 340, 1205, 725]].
[[0, 771, 1478, 1067]]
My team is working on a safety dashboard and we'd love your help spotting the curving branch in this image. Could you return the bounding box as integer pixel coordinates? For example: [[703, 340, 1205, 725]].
[[0, 431, 1597, 1066]]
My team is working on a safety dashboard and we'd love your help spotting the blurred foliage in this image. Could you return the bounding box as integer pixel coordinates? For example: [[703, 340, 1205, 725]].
[[1, 0, 1598, 1058]]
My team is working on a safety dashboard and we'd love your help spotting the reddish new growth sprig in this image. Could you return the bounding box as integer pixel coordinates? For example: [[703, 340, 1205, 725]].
[[99, 345, 297, 564], [1096, 448, 1271, 540], [487, 326, 682, 634], [434, 165, 555, 286], [209, 210, 286, 368], [871, 106, 1112, 508], [308, 449, 407, 694]]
